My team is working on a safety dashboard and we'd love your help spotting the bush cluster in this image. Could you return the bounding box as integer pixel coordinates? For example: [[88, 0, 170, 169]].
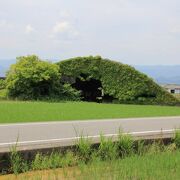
[[6, 55, 80, 100]]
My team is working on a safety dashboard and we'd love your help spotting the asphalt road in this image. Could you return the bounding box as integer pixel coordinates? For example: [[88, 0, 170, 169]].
[[0, 116, 180, 152]]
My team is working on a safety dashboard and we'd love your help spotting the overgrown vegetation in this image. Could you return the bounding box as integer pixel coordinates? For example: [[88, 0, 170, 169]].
[[3, 151, 180, 180], [5, 55, 80, 101], [174, 94, 180, 101], [58, 56, 180, 105], [0, 89, 7, 100], [2, 55, 179, 105], [0, 79, 7, 100], [174, 130, 180, 148], [0, 79, 6, 90], [1, 130, 180, 176]]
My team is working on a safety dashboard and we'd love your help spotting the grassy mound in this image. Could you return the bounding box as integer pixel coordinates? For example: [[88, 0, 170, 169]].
[[58, 56, 179, 105]]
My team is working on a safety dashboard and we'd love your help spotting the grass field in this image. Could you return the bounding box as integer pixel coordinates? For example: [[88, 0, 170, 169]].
[[2, 151, 180, 180], [0, 101, 180, 123]]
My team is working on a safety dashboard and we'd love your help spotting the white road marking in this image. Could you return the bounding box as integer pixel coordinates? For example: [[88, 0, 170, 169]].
[[0, 129, 175, 147]]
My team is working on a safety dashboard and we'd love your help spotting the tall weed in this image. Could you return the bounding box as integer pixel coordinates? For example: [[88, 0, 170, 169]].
[[97, 134, 117, 160], [174, 130, 180, 148], [116, 131, 134, 157], [9, 144, 28, 174], [76, 136, 92, 163]]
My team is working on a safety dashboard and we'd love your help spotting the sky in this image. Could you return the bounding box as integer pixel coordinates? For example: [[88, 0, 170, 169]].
[[0, 0, 180, 65]]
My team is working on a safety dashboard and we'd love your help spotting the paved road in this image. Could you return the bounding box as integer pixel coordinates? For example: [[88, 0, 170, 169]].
[[0, 116, 180, 152]]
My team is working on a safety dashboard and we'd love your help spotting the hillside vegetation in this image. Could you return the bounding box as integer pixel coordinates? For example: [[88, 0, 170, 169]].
[[1, 55, 179, 105], [58, 56, 179, 105]]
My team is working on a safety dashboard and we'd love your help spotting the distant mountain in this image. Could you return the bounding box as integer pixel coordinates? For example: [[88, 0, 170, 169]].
[[135, 65, 180, 84]]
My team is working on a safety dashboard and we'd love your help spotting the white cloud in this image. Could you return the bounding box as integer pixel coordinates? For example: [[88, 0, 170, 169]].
[[52, 21, 70, 33], [25, 24, 35, 34], [50, 21, 79, 40]]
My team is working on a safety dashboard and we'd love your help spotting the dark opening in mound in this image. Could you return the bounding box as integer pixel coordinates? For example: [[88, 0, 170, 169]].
[[72, 74, 114, 103], [72, 75, 102, 102]]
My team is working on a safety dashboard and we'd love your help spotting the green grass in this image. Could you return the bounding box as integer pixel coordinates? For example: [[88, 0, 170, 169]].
[[78, 151, 180, 180], [2, 151, 180, 180], [0, 101, 180, 123]]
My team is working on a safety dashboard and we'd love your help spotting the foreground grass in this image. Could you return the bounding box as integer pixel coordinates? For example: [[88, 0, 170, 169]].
[[2, 151, 180, 180], [1, 132, 180, 179], [0, 101, 180, 123]]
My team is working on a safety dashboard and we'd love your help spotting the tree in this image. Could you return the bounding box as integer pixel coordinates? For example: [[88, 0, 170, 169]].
[[6, 55, 61, 100], [0, 79, 6, 90]]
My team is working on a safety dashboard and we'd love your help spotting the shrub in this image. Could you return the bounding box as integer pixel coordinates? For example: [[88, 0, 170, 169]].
[[6, 55, 60, 100], [60, 84, 81, 101], [0, 79, 6, 90], [6, 55, 80, 101], [0, 89, 7, 99]]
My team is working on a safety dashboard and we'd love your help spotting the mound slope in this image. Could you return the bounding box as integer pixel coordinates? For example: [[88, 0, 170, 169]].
[[58, 56, 179, 105]]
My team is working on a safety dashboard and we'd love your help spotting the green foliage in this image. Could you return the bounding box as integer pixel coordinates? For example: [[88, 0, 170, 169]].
[[2, 133, 180, 175], [31, 151, 76, 171], [9, 144, 28, 174], [77, 151, 180, 180], [6, 55, 80, 101], [97, 135, 117, 160], [0, 80, 7, 100], [116, 131, 134, 157], [0, 89, 7, 99], [0, 79, 6, 90], [76, 136, 92, 162], [9, 148, 22, 175], [60, 84, 81, 101], [174, 130, 180, 148], [58, 56, 180, 105], [6, 55, 60, 100], [135, 140, 146, 155], [174, 94, 180, 101]]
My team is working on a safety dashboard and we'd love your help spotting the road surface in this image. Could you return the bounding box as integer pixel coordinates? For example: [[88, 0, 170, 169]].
[[0, 116, 180, 152]]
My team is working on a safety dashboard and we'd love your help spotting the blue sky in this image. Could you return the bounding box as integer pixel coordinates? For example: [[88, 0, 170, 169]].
[[0, 0, 180, 65]]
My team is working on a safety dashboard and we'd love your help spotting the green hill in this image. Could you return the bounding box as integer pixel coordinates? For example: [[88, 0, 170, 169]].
[[58, 56, 179, 105]]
